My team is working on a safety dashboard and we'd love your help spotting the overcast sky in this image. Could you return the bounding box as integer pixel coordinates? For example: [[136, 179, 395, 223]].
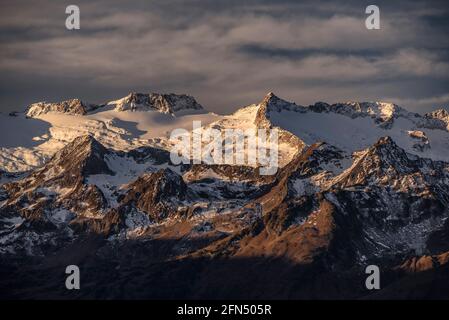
[[1, 0, 448, 114]]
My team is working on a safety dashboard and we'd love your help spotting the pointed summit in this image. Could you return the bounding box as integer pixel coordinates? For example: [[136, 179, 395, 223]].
[[47, 134, 113, 179], [358, 136, 413, 171], [262, 91, 277, 103], [260, 92, 297, 111], [62, 134, 108, 157], [330, 136, 416, 188], [253, 91, 302, 127], [2, 134, 111, 221]]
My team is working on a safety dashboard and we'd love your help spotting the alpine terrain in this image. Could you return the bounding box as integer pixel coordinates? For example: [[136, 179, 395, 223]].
[[1, 91, 448, 299]]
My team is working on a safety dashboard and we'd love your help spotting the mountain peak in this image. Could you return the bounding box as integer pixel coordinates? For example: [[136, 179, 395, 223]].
[[365, 136, 409, 164], [121, 168, 187, 222], [69, 134, 104, 151], [426, 108, 449, 120], [26, 98, 98, 117], [48, 134, 112, 178], [359, 136, 415, 172], [374, 136, 395, 147], [262, 91, 277, 102], [258, 92, 300, 115], [107, 92, 203, 114], [261, 91, 290, 106], [329, 136, 415, 189]]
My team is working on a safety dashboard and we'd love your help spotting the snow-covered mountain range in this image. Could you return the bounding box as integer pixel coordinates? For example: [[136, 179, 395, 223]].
[[1, 91, 448, 299]]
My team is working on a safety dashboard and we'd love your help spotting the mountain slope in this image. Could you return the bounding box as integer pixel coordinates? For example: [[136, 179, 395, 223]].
[[265, 96, 449, 162], [1, 91, 449, 299]]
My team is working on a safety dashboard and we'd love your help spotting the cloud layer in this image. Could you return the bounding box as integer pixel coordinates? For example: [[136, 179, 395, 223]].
[[1, 0, 448, 113]]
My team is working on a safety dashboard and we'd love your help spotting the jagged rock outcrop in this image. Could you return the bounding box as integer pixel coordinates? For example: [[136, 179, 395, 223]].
[[107, 92, 203, 113], [220, 137, 449, 269], [26, 99, 100, 117], [308, 101, 405, 128], [254, 92, 303, 128], [253, 92, 305, 164], [423, 109, 449, 130], [119, 168, 188, 222], [1, 135, 112, 220]]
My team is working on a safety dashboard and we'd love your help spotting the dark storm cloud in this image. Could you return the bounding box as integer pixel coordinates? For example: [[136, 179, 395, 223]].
[[0, 0, 448, 114]]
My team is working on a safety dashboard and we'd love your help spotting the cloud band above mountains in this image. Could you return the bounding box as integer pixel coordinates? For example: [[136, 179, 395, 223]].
[[1, 0, 448, 114]]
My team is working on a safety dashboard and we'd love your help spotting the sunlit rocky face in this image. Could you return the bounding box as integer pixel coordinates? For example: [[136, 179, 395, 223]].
[[1, 0, 449, 301]]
